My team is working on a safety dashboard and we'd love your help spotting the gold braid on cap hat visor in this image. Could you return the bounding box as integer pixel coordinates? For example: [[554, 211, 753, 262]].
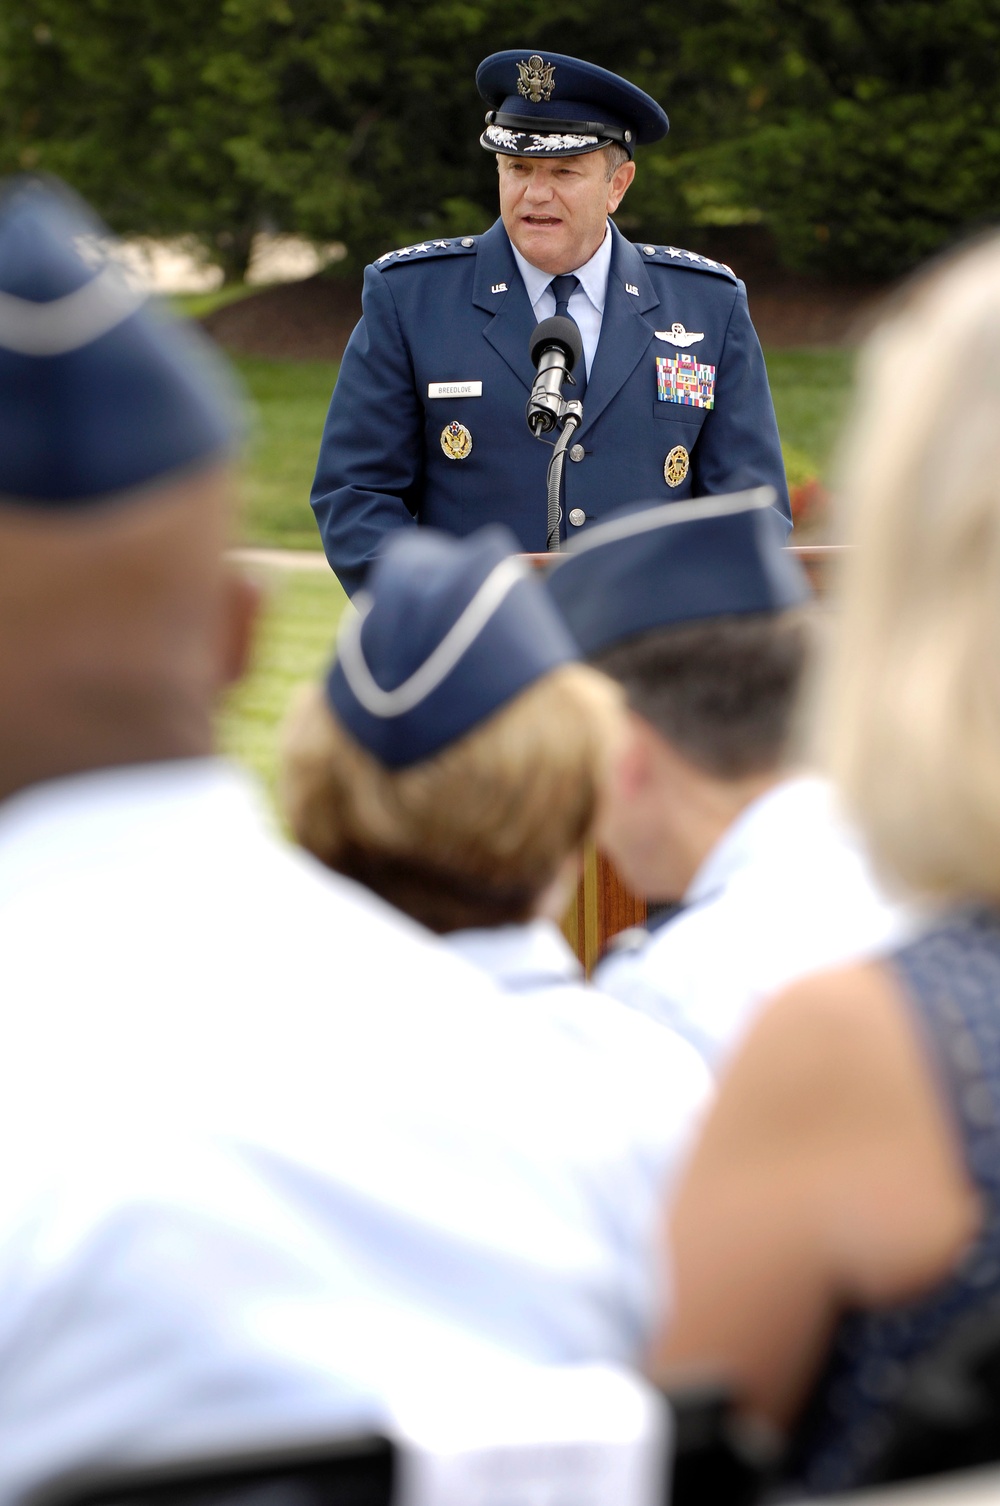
[[488, 111, 632, 148], [336, 555, 530, 718]]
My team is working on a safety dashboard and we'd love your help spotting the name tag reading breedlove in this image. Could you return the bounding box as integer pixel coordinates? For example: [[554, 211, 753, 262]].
[[428, 381, 483, 399], [393, 1364, 670, 1506]]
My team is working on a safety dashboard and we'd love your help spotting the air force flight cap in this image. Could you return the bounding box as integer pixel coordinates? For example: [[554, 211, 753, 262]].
[[0, 175, 242, 505], [477, 50, 668, 159], [547, 489, 812, 657], [327, 525, 578, 769]]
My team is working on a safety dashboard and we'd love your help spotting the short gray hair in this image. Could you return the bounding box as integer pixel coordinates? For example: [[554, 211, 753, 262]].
[[602, 143, 630, 179]]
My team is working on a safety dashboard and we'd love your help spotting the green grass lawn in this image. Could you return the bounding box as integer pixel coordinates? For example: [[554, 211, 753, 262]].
[[218, 566, 348, 796], [172, 286, 261, 321], [765, 347, 856, 489], [225, 345, 855, 553], [235, 357, 340, 550]]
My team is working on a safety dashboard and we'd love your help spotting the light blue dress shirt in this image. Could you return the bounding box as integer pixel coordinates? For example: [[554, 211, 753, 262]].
[[509, 224, 612, 381]]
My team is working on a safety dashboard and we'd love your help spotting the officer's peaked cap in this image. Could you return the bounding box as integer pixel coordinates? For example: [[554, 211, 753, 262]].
[[327, 525, 578, 769], [0, 175, 242, 506], [547, 489, 811, 657], [477, 50, 668, 160]]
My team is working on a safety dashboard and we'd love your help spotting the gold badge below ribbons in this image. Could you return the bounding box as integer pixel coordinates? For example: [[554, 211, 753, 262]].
[[664, 444, 690, 488], [441, 420, 472, 460]]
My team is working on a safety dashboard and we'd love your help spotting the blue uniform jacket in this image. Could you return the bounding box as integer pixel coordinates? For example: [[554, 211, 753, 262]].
[[312, 219, 790, 596]]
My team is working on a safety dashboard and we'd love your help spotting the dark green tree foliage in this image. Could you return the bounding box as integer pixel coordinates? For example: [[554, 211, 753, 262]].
[[0, 0, 267, 279], [1, 0, 998, 280], [0, 0, 723, 273], [711, 0, 1000, 278]]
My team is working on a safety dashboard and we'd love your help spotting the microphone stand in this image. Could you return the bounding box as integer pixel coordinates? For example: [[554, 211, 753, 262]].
[[526, 315, 586, 552], [542, 394, 583, 552]]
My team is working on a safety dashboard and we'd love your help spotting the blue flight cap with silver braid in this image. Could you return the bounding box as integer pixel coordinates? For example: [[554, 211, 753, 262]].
[[0, 175, 242, 505], [547, 489, 812, 658], [326, 525, 578, 769], [477, 50, 668, 160]]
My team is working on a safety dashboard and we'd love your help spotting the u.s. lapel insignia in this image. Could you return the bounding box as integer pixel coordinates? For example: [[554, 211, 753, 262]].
[[655, 322, 705, 347], [664, 445, 690, 488], [517, 55, 555, 103], [441, 420, 473, 460]]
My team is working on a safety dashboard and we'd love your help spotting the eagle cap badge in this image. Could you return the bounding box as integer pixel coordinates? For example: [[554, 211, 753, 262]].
[[517, 55, 555, 104]]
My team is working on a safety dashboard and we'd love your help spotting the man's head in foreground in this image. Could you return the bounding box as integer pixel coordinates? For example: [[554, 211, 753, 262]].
[[0, 176, 250, 804], [476, 50, 668, 275], [548, 490, 813, 901]]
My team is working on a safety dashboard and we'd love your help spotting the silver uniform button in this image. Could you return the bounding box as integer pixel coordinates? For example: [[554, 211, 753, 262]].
[[568, 508, 587, 527], [461, 237, 475, 247], [643, 244, 656, 255], [569, 443, 585, 462]]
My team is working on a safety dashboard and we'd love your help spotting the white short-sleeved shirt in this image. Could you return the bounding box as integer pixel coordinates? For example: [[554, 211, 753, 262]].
[[444, 916, 713, 1198], [0, 760, 678, 1501], [595, 775, 911, 1072]]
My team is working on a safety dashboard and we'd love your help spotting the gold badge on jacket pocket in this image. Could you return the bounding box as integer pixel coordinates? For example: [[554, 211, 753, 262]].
[[440, 421, 473, 460], [664, 445, 690, 487]]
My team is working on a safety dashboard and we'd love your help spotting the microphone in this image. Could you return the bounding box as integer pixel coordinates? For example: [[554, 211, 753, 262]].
[[526, 315, 583, 436]]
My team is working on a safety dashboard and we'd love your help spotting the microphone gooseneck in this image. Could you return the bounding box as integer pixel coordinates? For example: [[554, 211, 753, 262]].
[[525, 316, 586, 551]]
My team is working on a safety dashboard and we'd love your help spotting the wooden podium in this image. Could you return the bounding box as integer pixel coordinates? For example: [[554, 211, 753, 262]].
[[526, 544, 844, 972]]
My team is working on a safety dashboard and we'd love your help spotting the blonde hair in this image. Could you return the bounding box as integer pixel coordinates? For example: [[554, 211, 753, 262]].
[[279, 663, 624, 933], [817, 234, 1000, 902]]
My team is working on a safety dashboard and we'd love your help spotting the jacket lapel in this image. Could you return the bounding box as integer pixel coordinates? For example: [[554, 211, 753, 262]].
[[580, 224, 659, 433], [473, 220, 538, 393]]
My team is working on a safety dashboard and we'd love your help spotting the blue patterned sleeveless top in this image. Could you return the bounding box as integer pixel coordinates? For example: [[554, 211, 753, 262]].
[[786, 904, 1000, 1495]]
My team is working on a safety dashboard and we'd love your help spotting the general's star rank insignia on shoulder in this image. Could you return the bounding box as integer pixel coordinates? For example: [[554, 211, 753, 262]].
[[440, 420, 473, 460], [656, 353, 716, 409]]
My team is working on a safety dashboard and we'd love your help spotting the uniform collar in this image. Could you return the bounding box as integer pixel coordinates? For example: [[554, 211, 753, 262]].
[[509, 222, 613, 314], [444, 917, 584, 992], [685, 775, 836, 909]]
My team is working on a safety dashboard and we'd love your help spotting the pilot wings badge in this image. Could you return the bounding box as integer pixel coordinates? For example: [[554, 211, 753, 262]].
[[517, 55, 555, 103], [655, 323, 705, 347]]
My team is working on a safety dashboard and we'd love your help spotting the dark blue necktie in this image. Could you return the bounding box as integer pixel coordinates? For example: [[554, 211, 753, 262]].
[[549, 274, 586, 399]]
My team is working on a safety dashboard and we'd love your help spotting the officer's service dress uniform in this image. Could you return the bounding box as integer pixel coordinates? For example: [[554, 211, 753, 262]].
[[547, 490, 912, 1075], [0, 182, 687, 1502], [311, 51, 789, 596]]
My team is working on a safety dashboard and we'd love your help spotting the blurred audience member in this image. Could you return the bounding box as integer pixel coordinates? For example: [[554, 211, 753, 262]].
[[547, 490, 906, 1071], [0, 177, 693, 1499], [280, 524, 712, 1209], [652, 238, 1000, 1492]]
